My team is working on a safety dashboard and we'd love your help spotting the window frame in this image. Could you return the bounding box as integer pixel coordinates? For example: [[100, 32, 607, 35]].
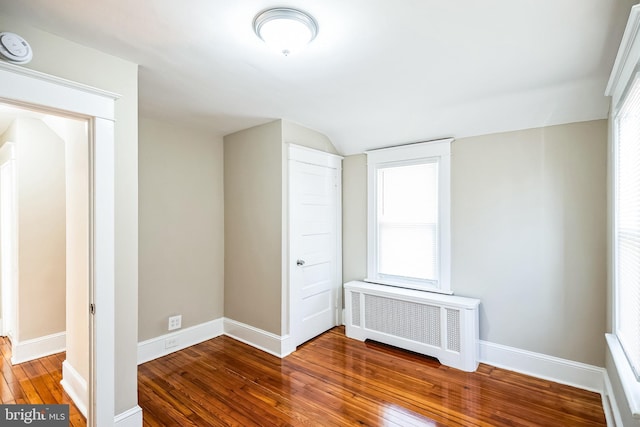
[[365, 138, 452, 294], [606, 5, 640, 414], [612, 72, 640, 384]]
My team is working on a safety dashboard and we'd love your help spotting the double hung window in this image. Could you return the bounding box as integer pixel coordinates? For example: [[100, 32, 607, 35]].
[[366, 139, 451, 293]]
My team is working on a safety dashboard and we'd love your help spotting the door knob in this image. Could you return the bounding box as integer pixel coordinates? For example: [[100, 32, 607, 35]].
[[296, 259, 305, 266]]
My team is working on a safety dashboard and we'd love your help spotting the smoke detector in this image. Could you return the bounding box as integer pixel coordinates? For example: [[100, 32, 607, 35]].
[[0, 32, 33, 64]]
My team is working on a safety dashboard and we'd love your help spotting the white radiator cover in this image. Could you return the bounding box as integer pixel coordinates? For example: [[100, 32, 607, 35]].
[[344, 281, 481, 372]]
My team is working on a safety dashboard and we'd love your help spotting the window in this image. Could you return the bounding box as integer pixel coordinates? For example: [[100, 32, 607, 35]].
[[366, 139, 451, 293], [605, 5, 640, 418], [614, 73, 640, 381]]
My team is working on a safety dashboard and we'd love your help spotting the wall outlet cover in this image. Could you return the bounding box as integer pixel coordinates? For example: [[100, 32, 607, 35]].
[[168, 315, 182, 331]]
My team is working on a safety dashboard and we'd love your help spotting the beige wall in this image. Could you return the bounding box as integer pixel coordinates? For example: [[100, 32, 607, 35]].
[[282, 121, 339, 155], [453, 120, 607, 366], [224, 120, 283, 335], [342, 154, 367, 283], [62, 117, 90, 386], [14, 118, 66, 341], [0, 16, 140, 414], [139, 118, 224, 341], [342, 120, 607, 366], [0, 122, 17, 144], [0, 127, 18, 340]]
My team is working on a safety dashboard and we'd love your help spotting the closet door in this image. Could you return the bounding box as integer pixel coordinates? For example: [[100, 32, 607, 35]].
[[289, 145, 342, 347]]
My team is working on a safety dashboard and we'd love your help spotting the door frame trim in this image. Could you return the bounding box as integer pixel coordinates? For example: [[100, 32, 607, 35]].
[[0, 61, 118, 427]]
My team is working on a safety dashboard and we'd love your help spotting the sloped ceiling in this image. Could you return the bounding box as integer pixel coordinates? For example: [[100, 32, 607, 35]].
[[0, 0, 635, 155]]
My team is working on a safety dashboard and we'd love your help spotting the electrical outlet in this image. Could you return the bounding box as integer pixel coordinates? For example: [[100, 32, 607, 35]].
[[168, 315, 182, 331], [165, 337, 179, 349]]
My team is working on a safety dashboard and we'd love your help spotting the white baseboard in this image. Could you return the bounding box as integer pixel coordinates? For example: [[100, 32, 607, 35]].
[[137, 318, 224, 365], [479, 340, 605, 393], [60, 360, 88, 417], [137, 317, 294, 366], [114, 405, 143, 427], [223, 318, 294, 358], [12, 331, 65, 364]]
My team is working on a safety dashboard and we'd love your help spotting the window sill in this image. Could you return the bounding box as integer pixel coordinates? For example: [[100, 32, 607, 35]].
[[606, 333, 640, 418], [364, 277, 453, 295]]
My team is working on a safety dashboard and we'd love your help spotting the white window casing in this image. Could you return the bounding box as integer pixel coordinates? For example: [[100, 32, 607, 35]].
[[606, 3, 640, 419]]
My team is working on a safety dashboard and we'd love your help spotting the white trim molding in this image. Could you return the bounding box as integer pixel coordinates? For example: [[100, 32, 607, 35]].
[[479, 340, 605, 393], [0, 59, 119, 427], [11, 332, 65, 365], [606, 5, 640, 99], [91, 114, 116, 427], [137, 319, 224, 365], [224, 318, 294, 358], [606, 333, 640, 419], [114, 406, 143, 427], [61, 360, 88, 418], [603, 369, 625, 427], [0, 62, 117, 119]]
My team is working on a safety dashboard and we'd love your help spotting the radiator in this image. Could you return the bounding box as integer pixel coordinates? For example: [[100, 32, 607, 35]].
[[344, 281, 480, 372]]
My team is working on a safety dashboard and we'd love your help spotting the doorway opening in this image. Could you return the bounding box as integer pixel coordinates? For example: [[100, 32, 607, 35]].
[[0, 101, 90, 422]]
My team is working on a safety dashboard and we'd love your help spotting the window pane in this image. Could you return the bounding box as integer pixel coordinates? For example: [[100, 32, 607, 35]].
[[379, 224, 436, 280], [615, 75, 640, 379], [377, 162, 438, 282], [378, 162, 438, 223]]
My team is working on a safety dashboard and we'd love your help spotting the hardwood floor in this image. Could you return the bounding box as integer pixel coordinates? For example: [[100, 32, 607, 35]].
[[0, 336, 86, 427], [0, 329, 606, 426], [139, 327, 606, 426]]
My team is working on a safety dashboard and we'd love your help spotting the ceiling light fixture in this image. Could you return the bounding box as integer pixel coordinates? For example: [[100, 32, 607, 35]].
[[253, 7, 318, 56]]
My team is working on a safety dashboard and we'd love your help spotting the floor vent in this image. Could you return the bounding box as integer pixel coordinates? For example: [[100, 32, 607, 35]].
[[344, 281, 480, 372]]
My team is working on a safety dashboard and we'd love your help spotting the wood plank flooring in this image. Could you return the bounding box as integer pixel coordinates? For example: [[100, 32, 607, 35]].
[[0, 329, 606, 426], [0, 336, 86, 427], [138, 327, 606, 426]]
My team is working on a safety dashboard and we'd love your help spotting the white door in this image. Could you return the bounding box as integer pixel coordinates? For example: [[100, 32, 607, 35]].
[[289, 145, 342, 347]]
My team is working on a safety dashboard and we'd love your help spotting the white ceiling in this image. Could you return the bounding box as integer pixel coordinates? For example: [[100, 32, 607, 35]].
[[0, 0, 635, 155]]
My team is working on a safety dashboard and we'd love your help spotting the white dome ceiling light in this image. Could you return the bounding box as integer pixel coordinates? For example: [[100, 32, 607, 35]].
[[253, 7, 318, 56]]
